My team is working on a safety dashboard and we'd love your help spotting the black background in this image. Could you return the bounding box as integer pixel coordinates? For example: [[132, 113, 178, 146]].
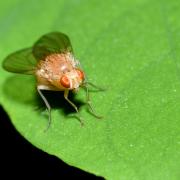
[[0, 106, 104, 179]]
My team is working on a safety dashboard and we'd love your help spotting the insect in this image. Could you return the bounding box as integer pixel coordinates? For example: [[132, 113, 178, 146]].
[[2, 32, 102, 129]]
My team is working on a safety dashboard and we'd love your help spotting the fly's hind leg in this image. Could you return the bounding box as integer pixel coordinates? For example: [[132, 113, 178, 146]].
[[64, 90, 84, 126], [37, 86, 51, 131]]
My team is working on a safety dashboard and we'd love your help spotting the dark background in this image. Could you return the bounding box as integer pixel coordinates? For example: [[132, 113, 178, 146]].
[[0, 106, 104, 179]]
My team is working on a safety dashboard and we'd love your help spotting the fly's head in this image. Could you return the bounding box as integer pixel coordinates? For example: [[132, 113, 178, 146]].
[[60, 68, 84, 90]]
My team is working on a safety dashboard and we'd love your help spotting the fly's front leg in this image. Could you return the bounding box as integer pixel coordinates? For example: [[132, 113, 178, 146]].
[[83, 85, 102, 119], [83, 81, 105, 91], [64, 90, 78, 112], [64, 90, 83, 126], [37, 86, 51, 131]]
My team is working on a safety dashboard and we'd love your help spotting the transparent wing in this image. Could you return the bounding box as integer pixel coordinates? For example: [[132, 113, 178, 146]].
[[32, 32, 73, 60], [2, 48, 37, 75]]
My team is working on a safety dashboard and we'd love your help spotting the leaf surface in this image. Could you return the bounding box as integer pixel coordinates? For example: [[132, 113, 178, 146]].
[[0, 0, 180, 179]]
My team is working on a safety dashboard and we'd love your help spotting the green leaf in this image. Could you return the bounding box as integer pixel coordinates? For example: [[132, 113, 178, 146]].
[[1, 0, 180, 179]]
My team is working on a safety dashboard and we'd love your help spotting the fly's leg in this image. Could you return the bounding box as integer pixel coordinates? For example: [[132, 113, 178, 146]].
[[64, 90, 78, 112], [83, 81, 106, 91], [64, 90, 84, 126], [37, 86, 51, 131], [83, 85, 103, 119]]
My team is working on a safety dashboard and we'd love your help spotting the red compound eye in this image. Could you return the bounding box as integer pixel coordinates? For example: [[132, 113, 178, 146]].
[[76, 69, 84, 80], [60, 75, 70, 88]]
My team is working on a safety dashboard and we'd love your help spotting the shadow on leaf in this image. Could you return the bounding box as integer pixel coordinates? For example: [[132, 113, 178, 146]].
[[2, 74, 85, 116]]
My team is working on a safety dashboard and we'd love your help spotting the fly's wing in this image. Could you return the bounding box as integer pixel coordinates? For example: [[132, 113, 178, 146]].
[[2, 48, 37, 75], [32, 32, 73, 60]]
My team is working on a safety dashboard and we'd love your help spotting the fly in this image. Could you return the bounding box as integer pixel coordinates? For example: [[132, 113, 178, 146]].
[[2, 32, 102, 129]]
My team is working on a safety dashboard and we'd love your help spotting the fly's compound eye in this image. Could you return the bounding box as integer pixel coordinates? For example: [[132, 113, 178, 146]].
[[60, 75, 70, 88], [76, 69, 84, 80]]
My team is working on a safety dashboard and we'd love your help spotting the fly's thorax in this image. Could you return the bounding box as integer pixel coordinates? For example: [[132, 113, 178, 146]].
[[35, 53, 84, 91], [41, 53, 76, 74]]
